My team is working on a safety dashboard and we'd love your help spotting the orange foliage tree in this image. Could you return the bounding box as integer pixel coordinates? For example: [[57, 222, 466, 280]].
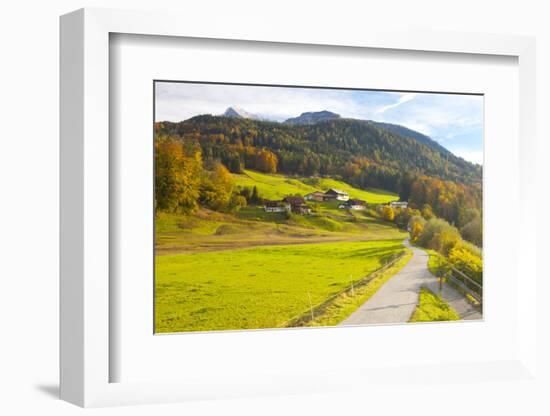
[[155, 136, 202, 213]]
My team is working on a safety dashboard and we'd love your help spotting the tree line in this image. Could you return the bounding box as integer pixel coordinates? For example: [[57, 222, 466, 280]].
[[375, 204, 482, 283], [155, 135, 261, 214]]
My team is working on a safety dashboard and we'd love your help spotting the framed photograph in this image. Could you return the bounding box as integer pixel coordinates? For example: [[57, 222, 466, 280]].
[[60, 8, 537, 407], [152, 80, 484, 334]]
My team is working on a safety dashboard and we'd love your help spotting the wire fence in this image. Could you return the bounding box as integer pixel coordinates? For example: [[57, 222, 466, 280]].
[[280, 251, 407, 328], [433, 253, 483, 308], [447, 265, 483, 305]]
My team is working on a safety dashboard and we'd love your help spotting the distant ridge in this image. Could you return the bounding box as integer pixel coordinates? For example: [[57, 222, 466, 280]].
[[368, 121, 452, 157], [284, 110, 341, 125]]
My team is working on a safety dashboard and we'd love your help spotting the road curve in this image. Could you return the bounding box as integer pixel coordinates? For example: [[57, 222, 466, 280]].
[[339, 240, 481, 326]]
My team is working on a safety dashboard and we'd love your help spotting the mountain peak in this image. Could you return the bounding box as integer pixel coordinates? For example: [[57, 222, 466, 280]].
[[223, 106, 259, 119], [284, 110, 341, 125]]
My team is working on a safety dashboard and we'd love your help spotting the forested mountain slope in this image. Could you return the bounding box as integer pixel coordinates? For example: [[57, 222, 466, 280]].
[[157, 115, 481, 188]]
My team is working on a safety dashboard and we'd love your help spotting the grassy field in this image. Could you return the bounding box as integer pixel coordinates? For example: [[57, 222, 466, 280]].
[[155, 171, 409, 332], [155, 170, 403, 254], [300, 250, 413, 327], [233, 170, 399, 203], [156, 207, 407, 254], [155, 239, 406, 333], [409, 288, 460, 322]]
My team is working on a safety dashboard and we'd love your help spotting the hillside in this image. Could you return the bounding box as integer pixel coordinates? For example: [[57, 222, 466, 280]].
[[233, 170, 398, 203], [156, 114, 482, 189], [368, 120, 453, 158]]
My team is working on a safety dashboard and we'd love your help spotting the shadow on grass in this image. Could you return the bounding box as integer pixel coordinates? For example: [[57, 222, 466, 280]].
[[341, 242, 405, 260]]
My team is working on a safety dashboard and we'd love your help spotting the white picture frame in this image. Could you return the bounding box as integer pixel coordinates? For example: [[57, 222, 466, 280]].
[[60, 7, 537, 407]]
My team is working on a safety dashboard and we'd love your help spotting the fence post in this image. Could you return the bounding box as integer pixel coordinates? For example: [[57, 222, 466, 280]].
[[307, 291, 314, 321]]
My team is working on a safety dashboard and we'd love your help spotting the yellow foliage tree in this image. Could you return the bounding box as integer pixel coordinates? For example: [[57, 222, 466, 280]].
[[155, 136, 202, 213], [381, 205, 395, 222], [411, 222, 424, 241], [199, 163, 234, 211]]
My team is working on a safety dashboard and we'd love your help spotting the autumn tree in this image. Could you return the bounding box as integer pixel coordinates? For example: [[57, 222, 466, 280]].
[[417, 218, 461, 255], [460, 216, 482, 246], [420, 204, 434, 220], [155, 136, 202, 213], [255, 148, 278, 173], [458, 208, 481, 227], [408, 215, 426, 242], [394, 207, 421, 229], [229, 194, 247, 211], [381, 205, 395, 222], [199, 163, 234, 211]]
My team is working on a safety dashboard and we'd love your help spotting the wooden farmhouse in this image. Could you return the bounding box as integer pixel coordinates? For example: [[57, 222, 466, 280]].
[[264, 200, 290, 213], [339, 199, 367, 210], [390, 201, 408, 209], [283, 196, 311, 215], [324, 188, 349, 201], [304, 191, 326, 202]]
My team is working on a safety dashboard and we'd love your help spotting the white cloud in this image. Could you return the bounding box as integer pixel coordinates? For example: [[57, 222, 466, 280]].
[[155, 83, 370, 122], [155, 82, 484, 161], [375, 93, 417, 114]]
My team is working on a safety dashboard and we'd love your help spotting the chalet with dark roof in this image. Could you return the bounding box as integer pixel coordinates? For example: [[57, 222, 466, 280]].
[[283, 196, 311, 215], [324, 188, 349, 201], [339, 199, 367, 210], [390, 201, 408, 209], [264, 200, 290, 213], [304, 191, 326, 202]]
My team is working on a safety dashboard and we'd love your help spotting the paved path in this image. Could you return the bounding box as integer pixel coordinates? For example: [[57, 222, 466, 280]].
[[340, 240, 481, 326]]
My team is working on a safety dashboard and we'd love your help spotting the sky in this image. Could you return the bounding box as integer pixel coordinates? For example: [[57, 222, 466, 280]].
[[155, 82, 484, 165]]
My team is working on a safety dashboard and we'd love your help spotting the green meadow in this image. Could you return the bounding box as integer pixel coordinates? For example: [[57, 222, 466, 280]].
[[233, 170, 399, 204], [155, 239, 406, 333], [155, 169, 409, 332], [156, 207, 406, 254]]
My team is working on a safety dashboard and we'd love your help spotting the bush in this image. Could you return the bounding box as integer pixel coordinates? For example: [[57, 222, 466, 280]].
[[229, 194, 247, 211], [395, 207, 421, 229], [417, 218, 460, 255], [448, 241, 483, 284]]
